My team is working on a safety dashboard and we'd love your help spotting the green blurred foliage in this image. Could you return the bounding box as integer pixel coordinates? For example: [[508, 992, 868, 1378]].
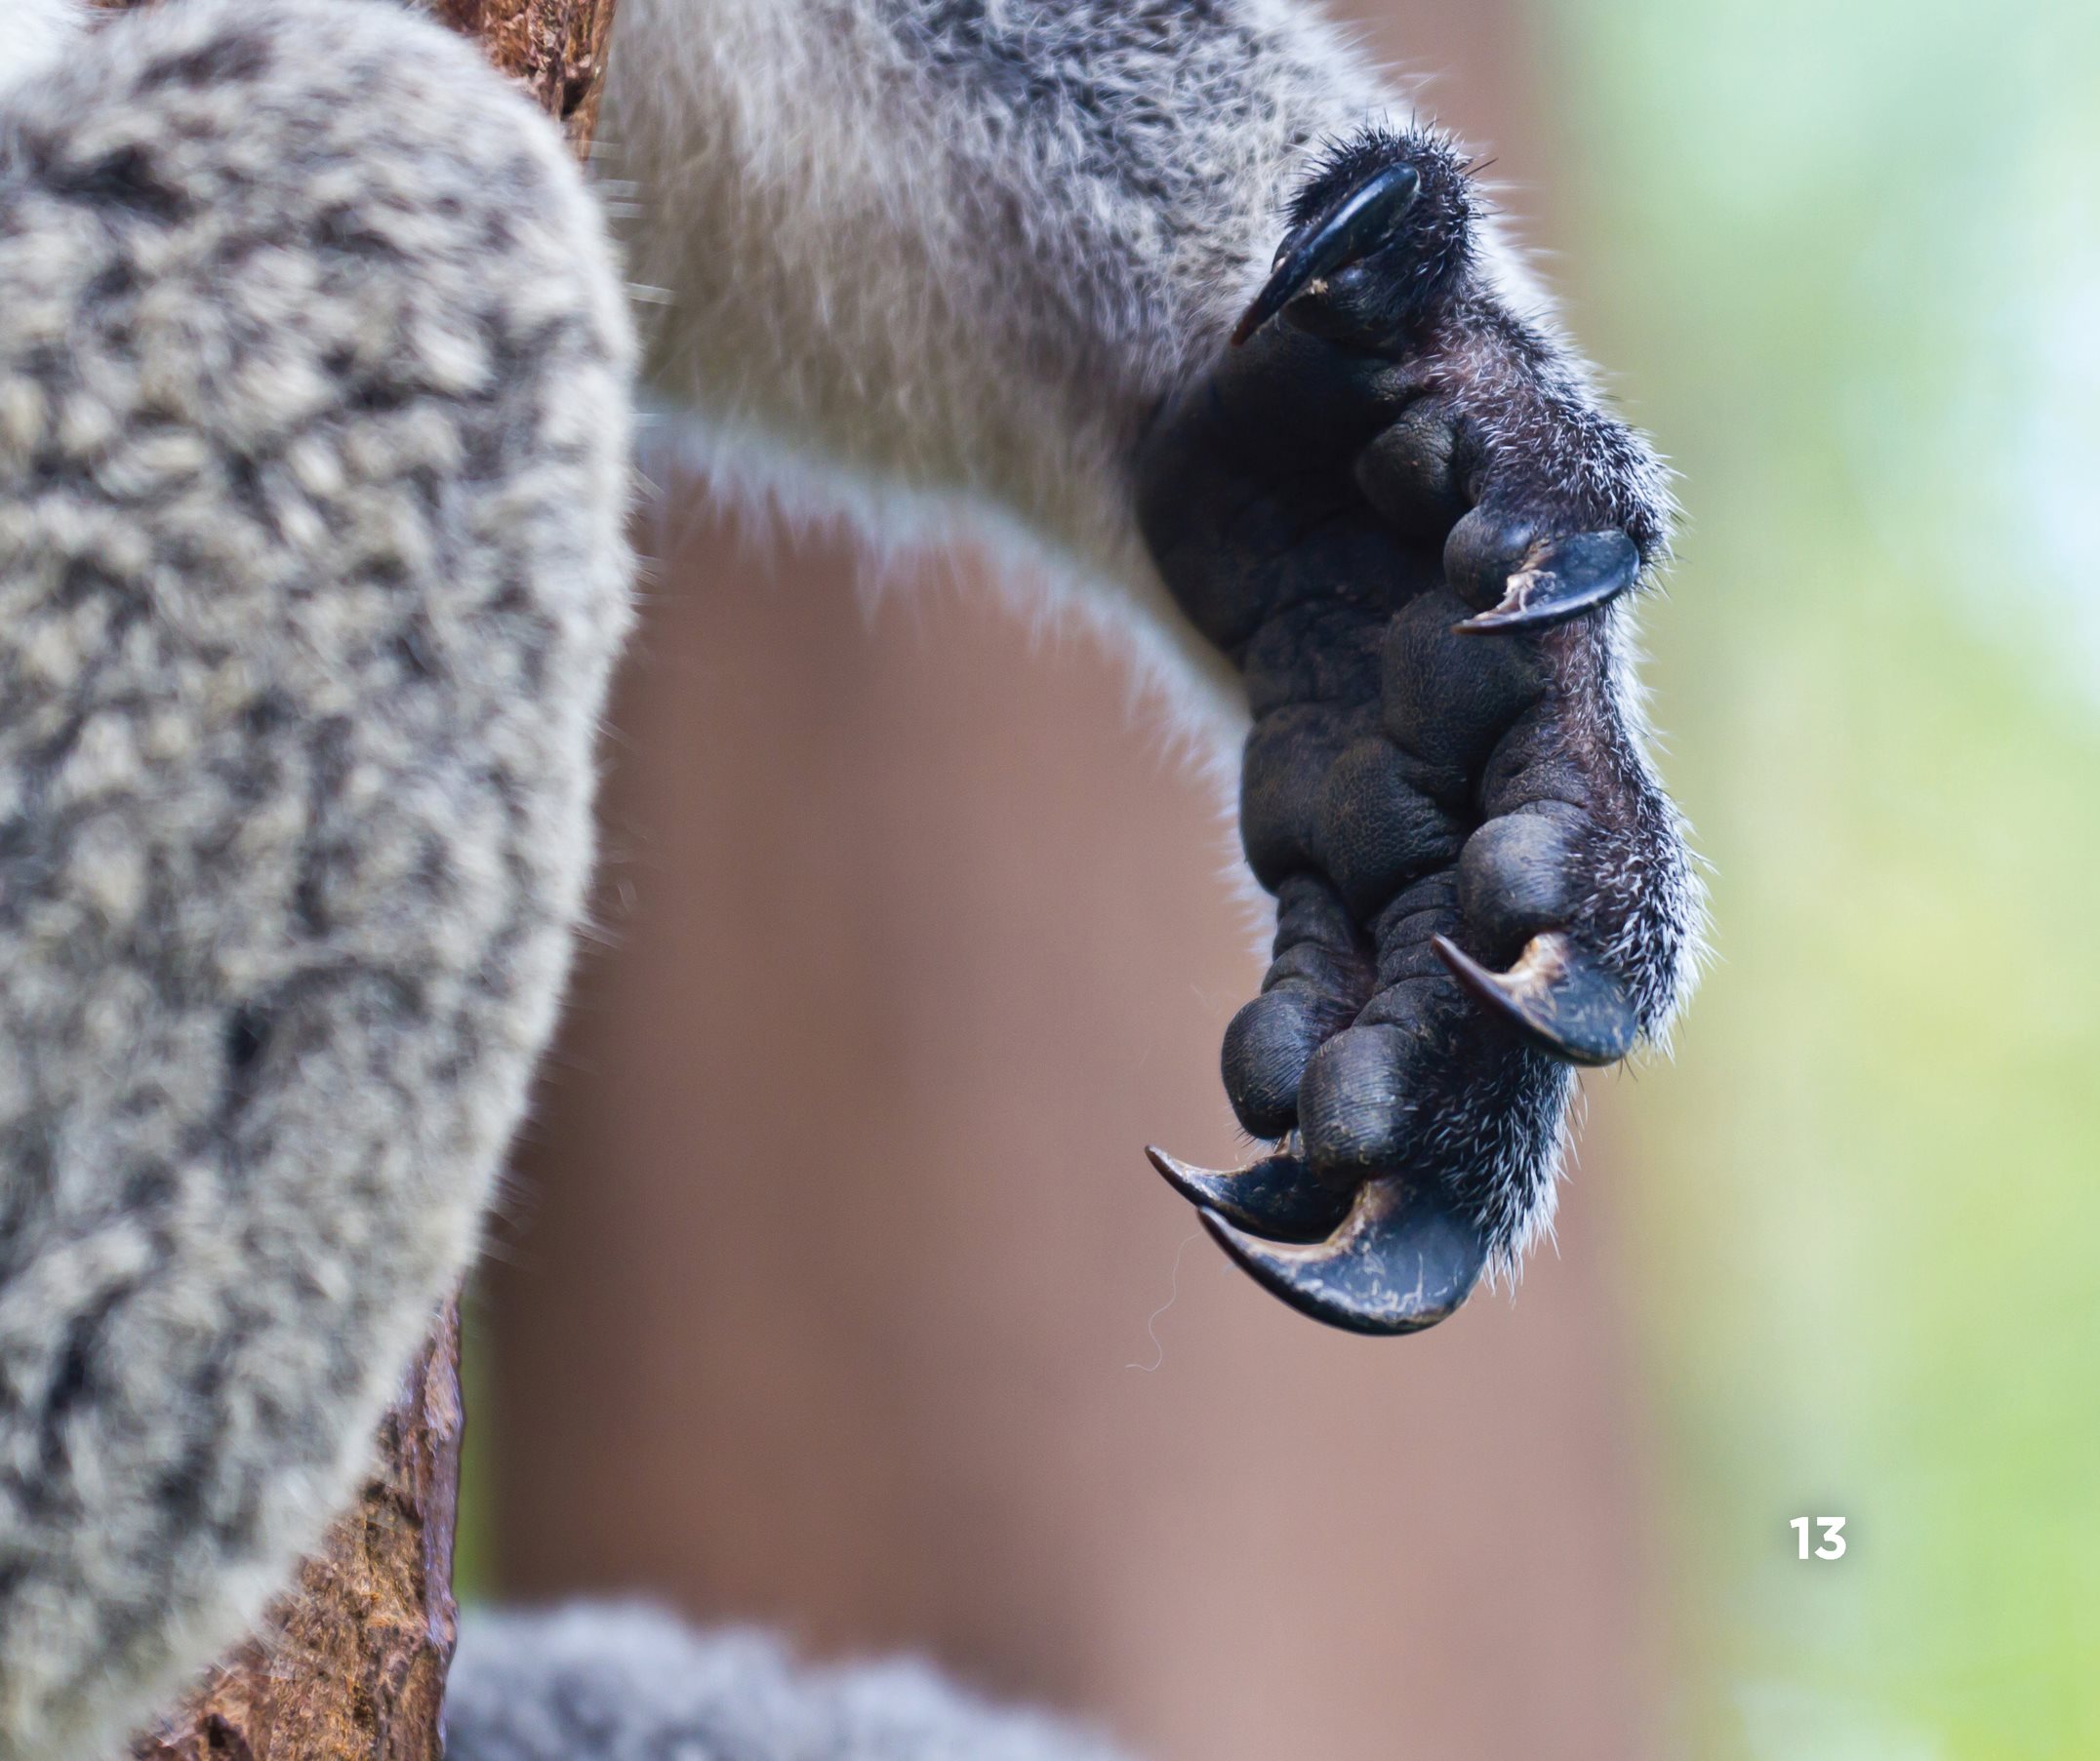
[[1541, 0, 2100, 1751]]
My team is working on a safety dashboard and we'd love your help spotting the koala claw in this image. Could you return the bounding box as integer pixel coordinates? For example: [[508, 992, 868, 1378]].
[[1198, 1179, 1487, 1337], [1451, 530, 1643, 635], [1231, 159, 1423, 346], [1434, 931, 1639, 1066], [1146, 1141, 1353, 1243]]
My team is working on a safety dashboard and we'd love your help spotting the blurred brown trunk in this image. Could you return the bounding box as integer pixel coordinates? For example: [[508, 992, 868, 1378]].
[[105, 1, 623, 1755]]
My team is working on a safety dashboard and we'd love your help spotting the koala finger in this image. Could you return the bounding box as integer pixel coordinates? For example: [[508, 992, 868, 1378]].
[[1147, 1141, 1353, 1245], [1199, 1171, 1487, 1336], [1352, 395, 1470, 537], [1433, 802, 1635, 1064], [1211, 950, 1569, 1332], [1435, 930, 1638, 1067], [1218, 874, 1371, 1141], [1152, 874, 1370, 1244], [1231, 158, 1425, 347], [1449, 523, 1643, 634], [1429, 627, 1691, 1065]]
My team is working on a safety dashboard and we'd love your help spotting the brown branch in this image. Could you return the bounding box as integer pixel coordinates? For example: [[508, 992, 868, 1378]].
[[105, 1, 624, 1755]]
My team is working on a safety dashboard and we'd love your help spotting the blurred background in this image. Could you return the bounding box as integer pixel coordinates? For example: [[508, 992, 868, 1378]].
[[461, 2, 2100, 1757]]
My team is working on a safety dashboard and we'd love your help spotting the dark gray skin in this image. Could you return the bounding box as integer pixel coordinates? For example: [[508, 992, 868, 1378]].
[[1136, 128, 1695, 1334]]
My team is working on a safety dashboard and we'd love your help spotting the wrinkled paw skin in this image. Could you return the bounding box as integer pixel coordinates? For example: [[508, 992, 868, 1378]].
[[1135, 127, 1696, 1334]]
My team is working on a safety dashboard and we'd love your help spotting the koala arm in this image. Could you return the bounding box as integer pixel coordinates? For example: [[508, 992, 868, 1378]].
[[0, 3, 631, 1755], [608, 0, 1409, 721], [614, 0, 1694, 1324]]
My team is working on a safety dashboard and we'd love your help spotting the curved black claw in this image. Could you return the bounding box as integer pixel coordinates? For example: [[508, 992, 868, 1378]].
[[1453, 531, 1640, 634], [1434, 930, 1638, 1066], [1231, 161, 1423, 346], [1147, 1142, 1353, 1244], [1200, 1179, 1487, 1335]]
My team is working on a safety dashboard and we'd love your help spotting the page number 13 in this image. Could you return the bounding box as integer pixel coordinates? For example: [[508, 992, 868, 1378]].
[[1791, 1517, 1846, 1560]]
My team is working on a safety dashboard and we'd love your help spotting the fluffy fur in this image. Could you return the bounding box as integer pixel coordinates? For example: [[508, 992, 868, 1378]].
[[608, 0, 1384, 730], [0, 3, 631, 1754], [447, 1608, 1133, 1761], [0, 0, 84, 97]]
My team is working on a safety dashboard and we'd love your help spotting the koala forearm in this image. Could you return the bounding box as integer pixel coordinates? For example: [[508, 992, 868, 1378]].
[[608, 0, 1405, 710], [0, 4, 631, 1755], [610, 1, 1693, 1326]]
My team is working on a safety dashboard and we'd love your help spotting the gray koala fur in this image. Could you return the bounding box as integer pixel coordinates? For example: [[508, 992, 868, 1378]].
[[0, 2, 631, 1754], [606, 0, 1389, 729], [447, 1608, 1136, 1761], [0, 0, 1691, 1756]]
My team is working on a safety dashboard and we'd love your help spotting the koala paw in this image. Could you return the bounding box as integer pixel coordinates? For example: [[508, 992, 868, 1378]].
[[1136, 127, 1696, 1334]]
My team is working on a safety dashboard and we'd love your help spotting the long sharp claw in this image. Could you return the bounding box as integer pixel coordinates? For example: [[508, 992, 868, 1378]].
[[1146, 1142, 1353, 1243], [1200, 1179, 1486, 1335], [1433, 929, 1638, 1065], [1231, 162, 1424, 346], [1453, 531, 1640, 634]]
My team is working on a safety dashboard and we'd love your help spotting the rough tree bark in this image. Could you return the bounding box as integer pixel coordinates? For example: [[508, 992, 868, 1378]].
[[428, 0, 621, 152], [96, 1, 625, 1755], [129, 1307, 467, 1761]]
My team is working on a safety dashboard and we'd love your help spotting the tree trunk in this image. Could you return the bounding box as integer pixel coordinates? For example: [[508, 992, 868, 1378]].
[[428, 0, 621, 152], [129, 1305, 466, 1761], [100, 1, 624, 1755]]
